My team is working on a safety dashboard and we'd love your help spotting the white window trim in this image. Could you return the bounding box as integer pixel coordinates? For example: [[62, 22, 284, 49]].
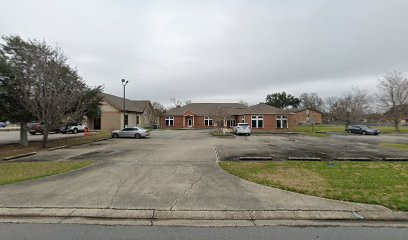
[[165, 116, 174, 126], [204, 117, 213, 126], [276, 115, 288, 129], [251, 115, 264, 128]]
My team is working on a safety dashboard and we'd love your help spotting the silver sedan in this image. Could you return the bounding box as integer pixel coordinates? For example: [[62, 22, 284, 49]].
[[111, 127, 150, 139]]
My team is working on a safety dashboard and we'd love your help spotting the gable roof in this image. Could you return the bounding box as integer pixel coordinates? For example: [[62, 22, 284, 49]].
[[238, 103, 292, 115], [103, 93, 150, 113], [165, 103, 247, 116]]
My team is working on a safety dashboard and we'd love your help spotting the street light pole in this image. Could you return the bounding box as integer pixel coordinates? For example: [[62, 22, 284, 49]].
[[121, 78, 129, 128]]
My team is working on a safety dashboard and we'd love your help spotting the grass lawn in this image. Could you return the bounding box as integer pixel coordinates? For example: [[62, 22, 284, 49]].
[[295, 124, 408, 135], [380, 143, 408, 151], [0, 131, 111, 160], [220, 161, 408, 211], [0, 161, 93, 185], [210, 131, 234, 137]]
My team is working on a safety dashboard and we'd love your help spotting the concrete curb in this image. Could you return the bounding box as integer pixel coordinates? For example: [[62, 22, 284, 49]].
[[2, 152, 37, 161], [0, 208, 407, 222], [47, 145, 69, 151]]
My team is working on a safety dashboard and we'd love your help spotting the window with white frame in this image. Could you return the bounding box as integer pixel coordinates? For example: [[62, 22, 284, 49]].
[[276, 115, 288, 128], [251, 115, 263, 128], [242, 116, 245, 123], [204, 117, 213, 126], [165, 116, 174, 126]]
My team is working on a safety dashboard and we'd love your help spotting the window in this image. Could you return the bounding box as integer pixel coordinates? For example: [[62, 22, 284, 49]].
[[251, 115, 263, 128], [204, 117, 213, 126], [124, 114, 128, 126], [276, 115, 288, 129], [136, 115, 140, 125], [242, 116, 245, 123], [165, 116, 174, 126]]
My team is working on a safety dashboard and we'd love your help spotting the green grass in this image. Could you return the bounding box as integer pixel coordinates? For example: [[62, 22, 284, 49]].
[[220, 161, 408, 211], [0, 161, 93, 185], [380, 143, 408, 151], [295, 124, 408, 134], [210, 131, 234, 137]]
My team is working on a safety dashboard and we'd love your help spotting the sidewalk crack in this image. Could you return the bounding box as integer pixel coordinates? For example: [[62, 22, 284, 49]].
[[170, 170, 211, 210], [107, 178, 123, 208]]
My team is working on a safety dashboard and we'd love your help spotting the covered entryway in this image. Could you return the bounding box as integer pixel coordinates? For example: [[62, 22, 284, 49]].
[[183, 110, 195, 128], [187, 117, 193, 127]]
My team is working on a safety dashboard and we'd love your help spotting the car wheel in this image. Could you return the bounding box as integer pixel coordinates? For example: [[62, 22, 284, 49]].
[[112, 133, 119, 138], [362, 131, 366, 135], [62, 131, 66, 134], [135, 133, 141, 139], [73, 128, 78, 134], [348, 130, 352, 133], [29, 132, 36, 135]]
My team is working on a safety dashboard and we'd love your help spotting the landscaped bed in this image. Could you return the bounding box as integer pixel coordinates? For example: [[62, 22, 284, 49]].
[[0, 131, 111, 160], [0, 161, 93, 185], [220, 161, 408, 211]]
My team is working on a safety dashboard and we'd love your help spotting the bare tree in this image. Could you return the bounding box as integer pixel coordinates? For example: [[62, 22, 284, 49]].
[[146, 101, 165, 126], [299, 92, 324, 111], [209, 107, 228, 133], [238, 100, 249, 107], [169, 98, 182, 109], [2, 36, 99, 148], [377, 71, 408, 132], [330, 87, 370, 130]]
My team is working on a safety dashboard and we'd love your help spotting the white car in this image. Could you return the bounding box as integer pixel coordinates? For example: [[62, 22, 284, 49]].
[[61, 123, 88, 134], [233, 123, 251, 136], [111, 127, 150, 139]]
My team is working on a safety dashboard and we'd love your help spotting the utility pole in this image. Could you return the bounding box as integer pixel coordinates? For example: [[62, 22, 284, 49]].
[[121, 78, 129, 128]]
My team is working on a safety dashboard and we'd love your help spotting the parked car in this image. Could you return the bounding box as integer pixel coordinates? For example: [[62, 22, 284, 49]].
[[346, 125, 380, 135], [111, 127, 150, 139], [0, 122, 6, 128], [233, 123, 251, 136], [28, 122, 61, 135], [61, 123, 88, 134]]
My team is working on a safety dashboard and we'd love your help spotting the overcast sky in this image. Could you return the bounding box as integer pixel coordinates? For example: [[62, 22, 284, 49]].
[[1, 0, 408, 106]]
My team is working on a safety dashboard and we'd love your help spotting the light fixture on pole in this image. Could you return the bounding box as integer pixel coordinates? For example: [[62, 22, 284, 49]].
[[121, 79, 129, 128]]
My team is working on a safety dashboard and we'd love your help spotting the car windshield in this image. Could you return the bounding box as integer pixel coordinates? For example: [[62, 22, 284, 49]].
[[239, 124, 249, 127]]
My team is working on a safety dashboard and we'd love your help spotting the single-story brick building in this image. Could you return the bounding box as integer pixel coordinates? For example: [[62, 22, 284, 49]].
[[160, 103, 295, 131], [87, 93, 155, 131], [291, 109, 322, 125]]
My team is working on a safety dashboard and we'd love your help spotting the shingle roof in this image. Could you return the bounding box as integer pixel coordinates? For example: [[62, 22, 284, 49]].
[[238, 103, 293, 115], [103, 93, 150, 113], [165, 103, 247, 116]]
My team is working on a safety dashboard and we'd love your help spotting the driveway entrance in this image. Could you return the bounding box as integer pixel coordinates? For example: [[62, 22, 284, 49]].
[[0, 130, 387, 211]]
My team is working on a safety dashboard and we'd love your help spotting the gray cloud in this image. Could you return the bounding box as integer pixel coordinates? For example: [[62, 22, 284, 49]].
[[1, 0, 407, 106]]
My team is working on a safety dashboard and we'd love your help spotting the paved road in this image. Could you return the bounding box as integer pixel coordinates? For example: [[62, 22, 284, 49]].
[[0, 130, 80, 145], [1, 223, 407, 240], [0, 130, 388, 211]]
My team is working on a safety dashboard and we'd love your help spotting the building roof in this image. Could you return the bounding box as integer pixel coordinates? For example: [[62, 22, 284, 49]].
[[165, 103, 247, 116], [103, 93, 150, 113], [238, 103, 293, 115], [290, 108, 323, 114]]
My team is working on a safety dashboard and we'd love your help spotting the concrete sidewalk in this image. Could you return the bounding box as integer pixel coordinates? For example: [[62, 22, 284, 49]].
[[0, 207, 407, 227]]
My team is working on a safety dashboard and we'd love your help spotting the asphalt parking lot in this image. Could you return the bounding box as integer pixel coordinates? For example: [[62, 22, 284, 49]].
[[215, 132, 408, 161], [0, 130, 392, 212]]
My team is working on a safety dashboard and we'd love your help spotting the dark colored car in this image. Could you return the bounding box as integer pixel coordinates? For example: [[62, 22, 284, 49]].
[[346, 125, 380, 135], [0, 122, 6, 128], [28, 122, 61, 135]]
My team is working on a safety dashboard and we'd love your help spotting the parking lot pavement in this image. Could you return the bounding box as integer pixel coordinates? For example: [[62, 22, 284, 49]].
[[0, 131, 80, 145], [0, 130, 390, 212], [215, 133, 408, 161]]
